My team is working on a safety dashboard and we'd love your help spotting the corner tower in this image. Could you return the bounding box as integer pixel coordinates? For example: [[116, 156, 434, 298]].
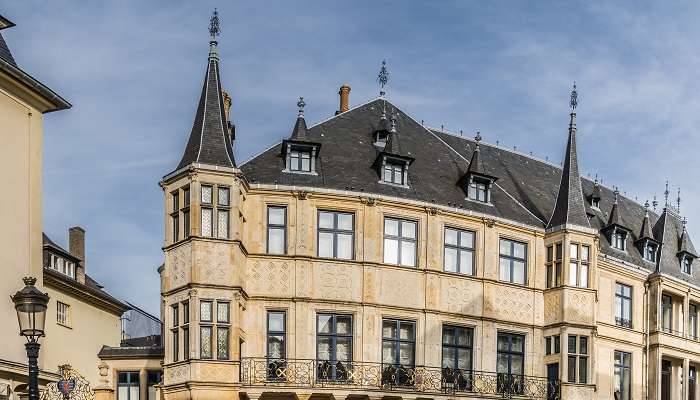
[[160, 10, 247, 400]]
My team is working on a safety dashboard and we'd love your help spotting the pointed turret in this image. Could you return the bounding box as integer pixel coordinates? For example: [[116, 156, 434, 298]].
[[289, 97, 310, 141], [282, 97, 321, 173], [678, 219, 698, 258], [176, 9, 235, 170], [606, 189, 624, 228], [635, 201, 660, 261], [638, 201, 654, 241], [547, 83, 590, 230]]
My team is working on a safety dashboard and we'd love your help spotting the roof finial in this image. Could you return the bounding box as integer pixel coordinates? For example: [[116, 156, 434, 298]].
[[208, 9, 221, 59], [390, 111, 397, 133], [594, 173, 598, 184], [297, 96, 306, 117], [683, 216, 688, 231], [652, 195, 658, 212], [664, 180, 670, 206], [614, 186, 620, 203], [570, 81, 578, 111], [475, 130, 482, 144], [677, 187, 681, 213], [377, 60, 389, 97]]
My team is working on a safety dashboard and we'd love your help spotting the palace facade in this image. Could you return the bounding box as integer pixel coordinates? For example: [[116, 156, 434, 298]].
[[156, 14, 700, 400]]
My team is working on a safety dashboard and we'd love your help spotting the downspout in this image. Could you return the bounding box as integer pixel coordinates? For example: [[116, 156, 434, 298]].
[[644, 280, 650, 400]]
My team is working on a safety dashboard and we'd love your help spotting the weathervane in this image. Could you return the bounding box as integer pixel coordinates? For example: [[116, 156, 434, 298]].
[[475, 130, 482, 145], [209, 9, 220, 40], [297, 97, 306, 117], [664, 180, 670, 206], [652, 195, 658, 212], [377, 60, 389, 97], [677, 187, 681, 213], [570, 82, 578, 111]]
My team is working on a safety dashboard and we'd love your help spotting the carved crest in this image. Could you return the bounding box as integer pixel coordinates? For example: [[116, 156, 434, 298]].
[[41, 365, 93, 400]]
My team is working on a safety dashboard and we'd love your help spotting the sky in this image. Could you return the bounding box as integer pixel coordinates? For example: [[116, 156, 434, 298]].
[[3, 1, 700, 315]]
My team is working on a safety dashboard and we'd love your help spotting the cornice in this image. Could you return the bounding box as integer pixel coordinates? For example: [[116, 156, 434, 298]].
[[43, 269, 128, 316]]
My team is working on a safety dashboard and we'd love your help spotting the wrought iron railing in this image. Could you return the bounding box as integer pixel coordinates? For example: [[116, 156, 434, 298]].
[[615, 317, 632, 329], [241, 358, 560, 399]]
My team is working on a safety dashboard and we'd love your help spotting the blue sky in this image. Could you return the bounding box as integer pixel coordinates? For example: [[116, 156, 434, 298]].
[[4, 1, 700, 314]]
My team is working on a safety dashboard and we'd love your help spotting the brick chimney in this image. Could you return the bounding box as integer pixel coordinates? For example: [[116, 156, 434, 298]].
[[69, 226, 86, 284], [338, 84, 351, 114]]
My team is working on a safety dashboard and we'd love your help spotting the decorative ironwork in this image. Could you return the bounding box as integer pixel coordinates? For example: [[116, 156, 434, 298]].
[[241, 358, 559, 399], [209, 9, 220, 39], [41, 365, 94, 400], [377, 60, 389, 96], [297, 97, 306, 117], [569, 82, 578, 111]]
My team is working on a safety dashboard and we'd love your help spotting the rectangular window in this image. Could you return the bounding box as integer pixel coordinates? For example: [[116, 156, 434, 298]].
[[217, 210, 229, 239], [568, 243, 589, 288], [172, 304, 179, 361], [201, 185, 213, 204], [317, 314, 352, 381], [468, 178, 489, 202], [544, 335, 560, 355], [172, 191, 180, 242], [382, 319, 415, 386], [441, 325, 473, 391], [661, 294, 673, 333], [201, 208, 213, 237], [645, 243, 657, 262], [216, 302, 230, 360], [545, 244, 563, 288], [183, 187, 190, 207], [690, 304, 698, 340], [612, 230, 626, 251], [497, 333, 525, 395], [182, 301, 190, 359], [290, 149, 312, 172], [444, 227, 475, 275], [384, 218, 417, 267], [691, 366, 697, 400], [614, 351, 631, 400], [383, 162, 405, 185], [267, 206, 287, 255], [218, 187, 230, 206], [567, 335, 588, 383], [318, 211, 355, 260], [200, 301, 212, 322], [499, 239, 527, 285], [183, 209, 190, 238], [57, 302, 70, 326], [147, 371, 161, 400], [200, 326, 212, 359], [683, 256, 693, 275], [615, 283, 632, 328], [117, 372, 140, 400], [267, 311, 286, 360]]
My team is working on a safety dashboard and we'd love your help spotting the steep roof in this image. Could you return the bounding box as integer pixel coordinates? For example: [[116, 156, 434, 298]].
[[176, 43, 235, 170], [241, 97, 699, 285], [547, 113, 590, 230], [0, 32, 16, 66], [637, 208, 656, 243]]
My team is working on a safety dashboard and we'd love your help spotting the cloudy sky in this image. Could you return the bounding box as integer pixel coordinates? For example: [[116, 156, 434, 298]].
[[4, 1, 700, 314]]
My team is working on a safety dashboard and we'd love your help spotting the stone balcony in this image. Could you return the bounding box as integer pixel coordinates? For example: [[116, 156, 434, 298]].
[[240, 358, 559, 399]]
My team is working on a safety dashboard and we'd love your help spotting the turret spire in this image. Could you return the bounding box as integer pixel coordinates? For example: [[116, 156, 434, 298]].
[[176, 10, 235, 170], [377, 60, 389, 97], [547, 82, 590, 230]]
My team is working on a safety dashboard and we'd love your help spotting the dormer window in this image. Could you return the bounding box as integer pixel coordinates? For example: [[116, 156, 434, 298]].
[[611, 229, 627, 251], [48, 253, 76, 279], [374, 131, 388, 148], [468, 177, 491, 203], [382, 159, 406, 186], [290, 148, 311, 172], [591, 198, 600, 209], [644, 243, 657, 262], [682, 255, 693, 275]]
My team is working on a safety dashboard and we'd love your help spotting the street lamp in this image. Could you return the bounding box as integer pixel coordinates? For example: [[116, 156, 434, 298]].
[[11, 277, 50, 400]]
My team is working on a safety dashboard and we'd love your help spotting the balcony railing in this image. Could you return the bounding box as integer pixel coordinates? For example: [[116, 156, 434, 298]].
[[615, 317, 632, 329], [241, 358, 560, 399]]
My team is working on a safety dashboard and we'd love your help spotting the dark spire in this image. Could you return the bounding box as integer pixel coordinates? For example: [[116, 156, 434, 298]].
[[679, 218, 697, 257], [289, 97, 310, 141], [590, 174, 601, 203], [466, 131, 488, 177], [176, 9, 235, 170], [607, 188, 624, 227], [547, 83, 590, 230], [383, 112, 409, 158], [638, 200, 655, 241]]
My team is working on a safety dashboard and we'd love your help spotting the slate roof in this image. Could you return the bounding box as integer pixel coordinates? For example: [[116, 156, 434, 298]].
[[176, 44, 235, 170], [0, 32, 16, 66], [240, 97, 700, 286]]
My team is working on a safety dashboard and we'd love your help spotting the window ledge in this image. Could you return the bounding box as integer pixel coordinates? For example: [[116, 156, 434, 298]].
[[464, 197, 494, 207], [378, 180, 410, 189], [57, 322, 72, 330], [282, 169, 318, 176]]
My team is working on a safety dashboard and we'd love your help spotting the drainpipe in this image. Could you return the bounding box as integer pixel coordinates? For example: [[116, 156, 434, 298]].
[[644, 280, 650, 400]]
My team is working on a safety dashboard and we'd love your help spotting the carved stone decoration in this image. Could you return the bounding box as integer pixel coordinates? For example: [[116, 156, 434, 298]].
[[296, 261, 310, 297], [484, 218, 496, 228], [380, 269, 421, 308], [199, 364, 235, 383], [295, 190, 309, 200], [199, 243, 231, 284], [360, 196, 377, 206], [167, 243, 191, 289], [544, 291, 561, 325], [484, 286, 533, 323], [568, 291, 593, 324], [442, 278, 480, 315], [314, 264, 361, 302], [247, 261, 293, 297], [425, 206, 439, 216], [165, 364, 190, 385]]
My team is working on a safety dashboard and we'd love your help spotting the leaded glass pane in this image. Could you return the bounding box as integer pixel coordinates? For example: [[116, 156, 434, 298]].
[[318, 315, 332, 334], [201, 186, 212, 204], [217, 327, 229, 359], [200, 326, 212, 358], [201, 208, 213, 237], [336, 316, 351, 334], [218, 187, 230, 206], [200, 301, 212, 322], [217, 210, 229, 239], [217, 302, 229, 323]]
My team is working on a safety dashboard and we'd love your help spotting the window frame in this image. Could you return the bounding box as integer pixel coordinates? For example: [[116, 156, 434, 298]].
[[266, 206, 287, 255], [568, 243, 589, 288], [611, 229, 627, 251], [146, 371, 162, 400], [441, 324, 473, 373], [317, 210, 355, 260], [171, 190, 180, 242], [56, 301, 70, 327], [443, 227, 476, 275], [614, 351, 632, 400], [467, 176, 490, 203], [496, 332, 525, 395], [615, 283, 633, 329], [383, 217, 418, 267], [381, 318, 416, 367], [266, 310, 287, 361], [567, 335, 588, 384], [661, 294, 673, 333], [316, 313, 353, 381], [289, 147, 313, 172], [382, 160, 406, 186], [545, 243, 563, 288], [690, 303, 698, 341], [498, 238, 528, 285], [171, 304, 179, 361], [117, 371, 140, 400]]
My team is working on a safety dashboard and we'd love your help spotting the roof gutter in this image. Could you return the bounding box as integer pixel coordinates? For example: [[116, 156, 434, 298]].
[[0, 57, 71, 112]]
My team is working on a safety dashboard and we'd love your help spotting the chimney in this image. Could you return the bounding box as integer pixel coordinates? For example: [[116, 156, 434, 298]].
[[69, 226, 86, 284], [338, 84, 351, 114], [222, 89, 232, 121]]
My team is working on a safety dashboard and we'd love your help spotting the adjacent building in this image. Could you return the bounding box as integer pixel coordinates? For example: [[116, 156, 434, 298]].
[[156, 14, 700, 400]]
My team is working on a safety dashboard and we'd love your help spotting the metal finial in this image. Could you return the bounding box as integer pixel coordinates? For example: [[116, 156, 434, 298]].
[[614, 187, 620, 203], [652, 196, 658, 211], [209, 9, 220, 40], [664, 180, 670, 206], [569, 81, 578, 111], [677, 187, 681, 213], [390, 112, 397, 133], [377, 60, 389, 96], [683, 217, 688, 230], [297, 97, 305, 117], [475, 130, 482, 143], [644, 199, 650, 209], [594, 173, 599, 185]]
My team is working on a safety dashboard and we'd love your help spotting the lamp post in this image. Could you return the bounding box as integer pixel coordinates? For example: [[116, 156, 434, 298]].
[[11, 277, 50, 400]]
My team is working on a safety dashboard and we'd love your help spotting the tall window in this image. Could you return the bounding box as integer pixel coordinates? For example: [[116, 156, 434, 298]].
[[317, 314, 352, 381], [545, 335, 560, 355], [615, 283, 632, 328], [217, 302, 231, 360], [199, 301, 212, 359], [171, 191, 180, 241], [147, 371, 161, 400], [382, 319, 415, 386], [384, 218, 417, 267], [568, 243, 589, 288], [442, 325, 473, 391], [661, 295, 673, 333], [661, 360, 672, 400], [499, 239, 527, 285], [318, 211, 354, 260], [117, 372, 140, 400], [382, 161, 405, 185], [172, 304, 179, 361], [182, 301, 190, 360], [682, 256, 693, 275], [497, 333, 525, 395], [644, 243, 657, 262], [183, 187, 190, 238], [691, 366, 697, 400], [545, 244, 563, 288], [444, 228, 475, 275], [690, 304, 698, 340], [197, 300, 229, 360], [57, 302, 70, 326], [290, 148, 311, 172], [267, 206, 287, 255], [614, 351, 631, 400], [217, 187, 230, 239], [267, 311, 286, 379], [468, 177, 490, 203], [567, 335, 588, 384], [201, 185, 213, 237], [611, 230, 627, 251]]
